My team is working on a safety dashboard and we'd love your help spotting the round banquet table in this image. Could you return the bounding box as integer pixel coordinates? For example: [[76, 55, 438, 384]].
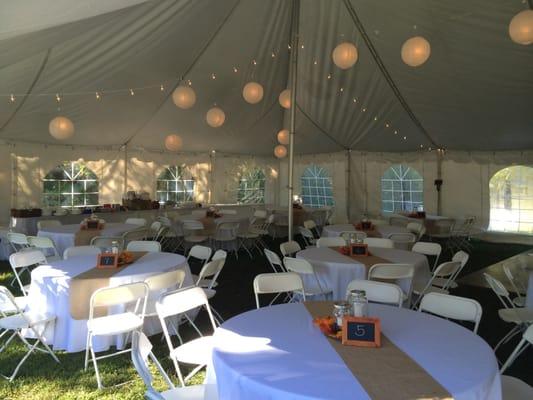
[[322, 223, 411, 238], [211, 302, 501, 400], [37, 222, 139, 256], [26, 252, 193, 352], [297, 246, 431, 301]]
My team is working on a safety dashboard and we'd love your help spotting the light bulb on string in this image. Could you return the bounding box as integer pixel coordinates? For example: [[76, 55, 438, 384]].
[[95, 92, 101, 100], [211, 73, 216, 80], [278, 89, 291, 109], [55, 93, 61, 103], [274, 145, 287, 158], [172, 86, 196, 109], [233, 66, 238, 73], [129, 89, 135, 96], [10, 94, 15, 103], [277, 129, 289, 145], [206, 107, 225, 128], [160, 84, 165, 91]]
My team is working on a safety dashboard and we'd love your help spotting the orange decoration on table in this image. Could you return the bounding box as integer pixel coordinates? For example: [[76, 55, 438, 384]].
[[118, 251, 134, 265], [313, 316, 342, 339]]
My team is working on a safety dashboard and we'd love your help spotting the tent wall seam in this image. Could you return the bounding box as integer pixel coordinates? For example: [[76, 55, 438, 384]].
[[295, 104, 348, 150], [341, 0, 439, 149]]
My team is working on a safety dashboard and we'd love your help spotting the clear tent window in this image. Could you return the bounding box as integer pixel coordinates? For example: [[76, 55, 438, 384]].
[[43, 162, 99, 208], [156, 166, 195, 204], [300, 165, 335, 208], [238, 167, 266, 204], [381, 165, 423, 213]]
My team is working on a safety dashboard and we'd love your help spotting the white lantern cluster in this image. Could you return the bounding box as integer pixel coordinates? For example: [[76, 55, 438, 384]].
[[206, 107, 225, 128], [49, 116, 74, 140], [332, 42, 358, 69], [509, 9, 533, 45], [242, 82, 264, 104], [274, 145, 287, 158], [401, 36, 431, 67], [172, 86, 196, 109], [279, 89, 291, 109], [165, 134, 183, 151], [277, 129, 289, 145]]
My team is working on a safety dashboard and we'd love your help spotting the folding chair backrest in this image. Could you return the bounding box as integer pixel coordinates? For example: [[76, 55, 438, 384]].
[[484, 273, 514, 309], [303, 220, 317, 230], [280, 240, 301, 256], [222, 209, 237, 215], [419, 292, 482, 333], [283, 257, 314, 275], [346, 279, 403, 307], [125, 218, 147, 227], [370, 218, 387, 227], [387, 233, 416, 243], [37, 220, 62, 230], [412, 241, 442, 257], [406, 222, 423, 234], [254, 272, 305, 308], [63, 245, 101, 260], [434, 261, 461, 279], [364, 237, 394, 248], [503, 264, 526, 296], [197, 259, 224, 286], [150, 221, 162, 233], [156, 286, 215, 327], [212, 250, 227, 269], [215, 222, 239, 239], [254, 209, 267, 219], [0, 286, 23, 316], [340, 231, 367, 242], [90, 282, 149, 310], [27, 236, 57, 252], [435, 218, 455, 234], [264, 248, 283, 270], [10, 249, 47, 269], [368, 263, 414, 281], [145, 270, 186, 292], [316, 237, 345, 248], [7, 232, 29, 248], [299, 226, 314, 239], [122, 228, 149, 243], [389, 216, 408, 227], [90, 236, 124, 250], [452, 250, 469, 268], [188, 245, 212, 263], [126, 240, 161, 253]]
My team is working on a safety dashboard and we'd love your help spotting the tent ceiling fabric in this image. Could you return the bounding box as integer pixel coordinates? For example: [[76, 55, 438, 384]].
[[0, 0, 531, 155]]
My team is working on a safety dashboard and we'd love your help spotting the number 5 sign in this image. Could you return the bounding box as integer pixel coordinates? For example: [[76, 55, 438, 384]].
[[342, 316, 381, 347]]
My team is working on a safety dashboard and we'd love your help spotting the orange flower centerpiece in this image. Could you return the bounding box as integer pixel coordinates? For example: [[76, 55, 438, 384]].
[[118, 251, 134, 265], [313, 316, 342, 340]]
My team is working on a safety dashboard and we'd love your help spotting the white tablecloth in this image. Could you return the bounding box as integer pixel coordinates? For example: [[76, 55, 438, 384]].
[[322, 223, 410, 238], [211, 303, 501, 400], [26, 252, 193, 352], [37, 223, 139, 256], [297, 246, 431, 301]]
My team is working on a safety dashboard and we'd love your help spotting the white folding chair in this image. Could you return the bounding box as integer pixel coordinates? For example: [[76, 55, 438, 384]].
[[9, 249, 47, 295], [84, 282, 149, 389], [280, 240, 301, 257], [63, 245, 101, 260], [148, 221, 164, 240], [195, 259, 225, 325], [283, 257, 332, 299], [316, 237, 346, 248], [500, 375, 533, 399], [369, 218, 388, 227], [502, 263, 527, 307], [364, 237, 394, 248], [431, 250, 469, 289], [27, 236, 61, 262], [211, 222, 239, 258], [131, 331, 218, 400], [183, 220, 208, 249], [7, 232, 30, 252], [389, 216, 408, 227], [368, 263, 415, 303], [412, 242, 442, 271], [484, 273, 533, 354], [387, 232, 417, 250], [237, 221, 261, 258], [125, 218, 147, 227], [37, 220, 62, 230], [254, 272, 305, 308], [253, 209, 268, 219], [0, 286, 59, 382], [298, 227, 316, 247], [156, 286, 217, 386], [303, 219, 318, 235], [194, 250, 227, 289], [419, 292, 483, 333], [126, 240, 161, 253], [122, 228, 149, 245], [264, 248, 285, 272], [346, 279, 404, 307], [412, 261, 462, 308], [428, 218, 455, 241], [500, 323, 533, 373], [90, 236, 124, 251], [187, 245, 212, 267]]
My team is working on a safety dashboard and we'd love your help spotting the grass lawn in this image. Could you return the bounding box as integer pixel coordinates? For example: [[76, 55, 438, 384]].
[[0, 262, 205, 399]]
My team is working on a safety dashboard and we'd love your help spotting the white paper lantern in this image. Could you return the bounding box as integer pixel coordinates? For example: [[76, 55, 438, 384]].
[[49, 116, 74, 140], [332, 42, 358, 69], [242, 82, 264, 104], [206, 107, 225, 127], [277, 129, 289, 145], [401, 36, 431, 67], [279, 89, 291, 109], [274, 145, 287, 158], [172, 86, 196, 109], [165, 134, 183, 151], [509, 10, 533, 45]]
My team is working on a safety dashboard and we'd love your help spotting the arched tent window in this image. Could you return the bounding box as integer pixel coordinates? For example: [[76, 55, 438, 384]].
[[300, 165, 335, 208], [489, 166, 533, 233], [238, 167, 266, 204], [43, 161, 99, 208], [156, 165, 195, 204], [381, 165, 423, 213]]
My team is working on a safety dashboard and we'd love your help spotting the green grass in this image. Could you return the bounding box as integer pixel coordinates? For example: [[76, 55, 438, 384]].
[[0, 263, 205, 399]]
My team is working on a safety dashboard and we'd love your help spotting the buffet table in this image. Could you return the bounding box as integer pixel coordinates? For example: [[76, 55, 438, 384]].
[[211, 302, 501, 400], [26, 252, 193, 353]]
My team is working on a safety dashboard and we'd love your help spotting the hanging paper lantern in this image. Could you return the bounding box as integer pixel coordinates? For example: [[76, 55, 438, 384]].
[[332, 42, 358, 69], [172, 86, 196, 109], [206, 107, 225, 127], [274, 145, 287, 158], [242, 82, 264, 104], [165, 134, 183, 151], [279, 89, 291, 109], [49, 116, 74, 140], [509, 10, 533, 45], [401, 36, 431, 67], [277, 129, 289, 145]]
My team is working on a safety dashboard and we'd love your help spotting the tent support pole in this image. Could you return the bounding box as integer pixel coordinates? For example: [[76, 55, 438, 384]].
[[346, 150, 351, 221], [287, 0, 300, 240], [436, 149, 443, 215], [124, 144, 128, 197]]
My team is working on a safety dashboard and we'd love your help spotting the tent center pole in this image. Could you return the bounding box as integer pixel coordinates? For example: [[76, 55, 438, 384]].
[[287, 0, 300, 240], [124, 143, 128, 197]]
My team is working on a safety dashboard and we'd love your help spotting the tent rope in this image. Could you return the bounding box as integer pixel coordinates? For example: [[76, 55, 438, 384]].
[[122, 0, 243, 146], [341, 0, 439, 149], [295, 104, 348, 150], [0, 48, 52, 135]]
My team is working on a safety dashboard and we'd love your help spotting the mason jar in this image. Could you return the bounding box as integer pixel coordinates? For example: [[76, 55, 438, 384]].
[[347, 289, 368, 317], [332, 301, 351, 328]]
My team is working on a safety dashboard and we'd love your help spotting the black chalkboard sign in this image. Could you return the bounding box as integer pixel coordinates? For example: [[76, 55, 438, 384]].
[[97, 252, 118, 269], [351, 243, 369, 256], [342, 317, 381, 347], [87, 220, 100, 230]]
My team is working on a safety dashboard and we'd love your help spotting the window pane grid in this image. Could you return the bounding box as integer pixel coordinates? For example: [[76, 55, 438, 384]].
[[156, 166, 195, 204], [301, 165, 335, 208], [237, 168, 266, 204], [381, 165, 423, 213]]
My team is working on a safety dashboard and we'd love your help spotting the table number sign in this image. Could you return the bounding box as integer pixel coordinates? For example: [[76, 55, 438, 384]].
[[96, 252, 119, 269], [351, 243, 369, 256], [342, 316, 381, 347]]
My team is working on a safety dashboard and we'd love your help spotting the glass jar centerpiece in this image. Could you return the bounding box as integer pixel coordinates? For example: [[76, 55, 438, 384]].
[[332, 301, 352, 328], [347, 289, 368, 317]]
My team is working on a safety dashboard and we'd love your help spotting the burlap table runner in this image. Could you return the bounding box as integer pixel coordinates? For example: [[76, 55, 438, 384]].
[[333, 247, 389, 270], [69, 251, 147, 320], [74, 228, 103, 246], [304, 301, 452, 400]]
